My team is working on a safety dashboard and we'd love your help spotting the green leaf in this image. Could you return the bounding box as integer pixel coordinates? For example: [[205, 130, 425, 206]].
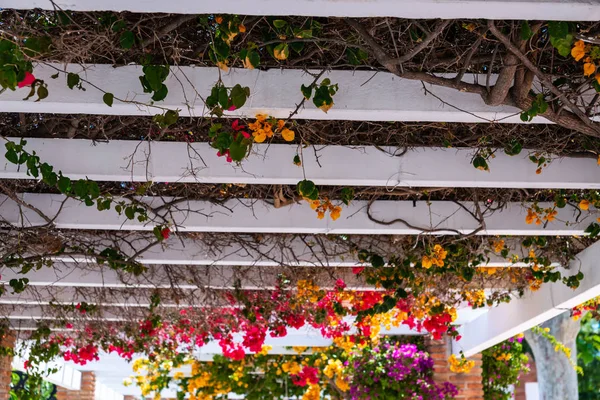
[[36, 85, 48, 101], [218, 86, 229, 109], [520, 21, 533, 41], [229, 137, 248, 162], [290, 41, 305, 54], [550, 34, 574, 57], [472, 155, 489, 171], [297, 179, 319, 200], [151, 84, 168, 102], [230, 84, 249, 109], [340, 187, 354, 206], [103, 92, 114, 107], [548, 21, 569, 40], [300, 84, 313, 100], [272, 19, 287, 29], [5, 149, 18, 164], [504, 139, 522, 156], [119, 30, 135, 49], [57, 175, 71, 193], [371, 254, 384, 268], [67, 72, 80, 89], [124, 206, 135, 220], [593, 81, 600, 93]]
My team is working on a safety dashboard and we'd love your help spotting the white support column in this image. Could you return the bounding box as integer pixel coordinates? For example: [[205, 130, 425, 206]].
[[1, 193, 596, 235], [453, 240, 600, 357], [4, 0, 600, 21], [4, 138, 600, 189], [1, 64, 536, 124]]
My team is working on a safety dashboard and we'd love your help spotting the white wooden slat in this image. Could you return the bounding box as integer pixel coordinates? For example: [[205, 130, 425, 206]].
[[0, 264, 371, 289], [453, 239, 600, 357], [49, 234, 550, 268], [3, 0, 600, 21], [4, 138, 600, 189], [1, 64, 539, 124], [1, 193, 596, 235]]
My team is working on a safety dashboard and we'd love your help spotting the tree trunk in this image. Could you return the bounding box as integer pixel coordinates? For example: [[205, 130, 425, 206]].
[[524, 312, 581, 400]]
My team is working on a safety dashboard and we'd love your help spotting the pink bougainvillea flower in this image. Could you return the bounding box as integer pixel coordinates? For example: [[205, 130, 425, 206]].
[[66, 323, 73, 329], [335, 279, 347, 290], [231, 119, 241, 130], [240, 131, 250, 139], [17, 71, 35, 88], [228, 105, 237, 111], [352, 266, 365, 275]]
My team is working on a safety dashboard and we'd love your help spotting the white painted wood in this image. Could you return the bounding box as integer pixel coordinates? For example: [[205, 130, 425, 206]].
[[1, 193, 596, 235], [453, 240, 600, 357], [4, 0, 600, 21], [50, 234, 551, 268], [0, 264, 371, 290], [1, 64, 540, 124], [12, 354, 82, 390], [525, 383, 540, 400], [5, 138, 600, 189]]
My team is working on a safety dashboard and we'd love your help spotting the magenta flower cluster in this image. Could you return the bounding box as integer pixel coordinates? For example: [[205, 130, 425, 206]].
[[348, 341, 458, 400]]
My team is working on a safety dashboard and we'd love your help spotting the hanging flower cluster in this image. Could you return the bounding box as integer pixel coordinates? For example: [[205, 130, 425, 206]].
[[248, 114, 295, 143], [482, 334, 530, 400]]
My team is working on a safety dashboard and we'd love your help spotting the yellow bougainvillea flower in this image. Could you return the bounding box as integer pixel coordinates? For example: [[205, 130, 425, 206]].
[[421, 255, 433, 269], [281, 128, 295, 142], [242, 56, 254, 70], [173, 371, 185, 380], [584, 62, 596, 76], [579, 199, 590, 210], [273, 47, 289, 61], [256, 114, 267, 122], [330, 205, 342, 221], [572, 40, 586, 61], [216, 61, 229, 72], [317, 210, 326, 219], [253, 130, 267, 143], [277, 119, 285, 130], [319, 101, 334, 113]]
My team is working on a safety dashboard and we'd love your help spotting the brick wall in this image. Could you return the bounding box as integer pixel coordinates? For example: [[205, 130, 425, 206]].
[[0, 331, 16, 400], [427, 338, 484, 400], [56, 371, 95, 400], [515, 360, 537, 400]]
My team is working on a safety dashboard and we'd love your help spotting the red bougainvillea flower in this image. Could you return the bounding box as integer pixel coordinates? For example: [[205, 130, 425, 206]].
[[240, 131, 250, 139], [231, 119, 242, 130], [161, 227, 171, 240], [65, 323, 73, 329], [23, 360, 30, 370], [17, 71, 35, 88], [335, 279, 347, 290], [352, 266, 365, 275]]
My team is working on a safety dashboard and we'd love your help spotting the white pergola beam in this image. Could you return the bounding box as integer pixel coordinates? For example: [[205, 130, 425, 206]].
[[0, 263, 371, 290], [50, 234, 549, 268], [4, 0, 600, 21], [454, 240, 600, 357], [4, 138, 600, 189], [1, 64, 541, 124], [1, 193, 596, 235]]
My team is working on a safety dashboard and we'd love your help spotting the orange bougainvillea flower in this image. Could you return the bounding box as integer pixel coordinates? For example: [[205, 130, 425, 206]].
[[281, 128, 295, 142], [216, 61, 229, 72], [215, 16, 223, 24], [318, 101, 334, 113], [330, 206, 342, 221], [579, 199, 590, 210], [571, 40, 586, 61], [238, 24, 246, 33], [584, 62, 596, 76]]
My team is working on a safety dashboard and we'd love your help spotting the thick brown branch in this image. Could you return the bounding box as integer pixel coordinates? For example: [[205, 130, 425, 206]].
[[488, 20, 600, 134]]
